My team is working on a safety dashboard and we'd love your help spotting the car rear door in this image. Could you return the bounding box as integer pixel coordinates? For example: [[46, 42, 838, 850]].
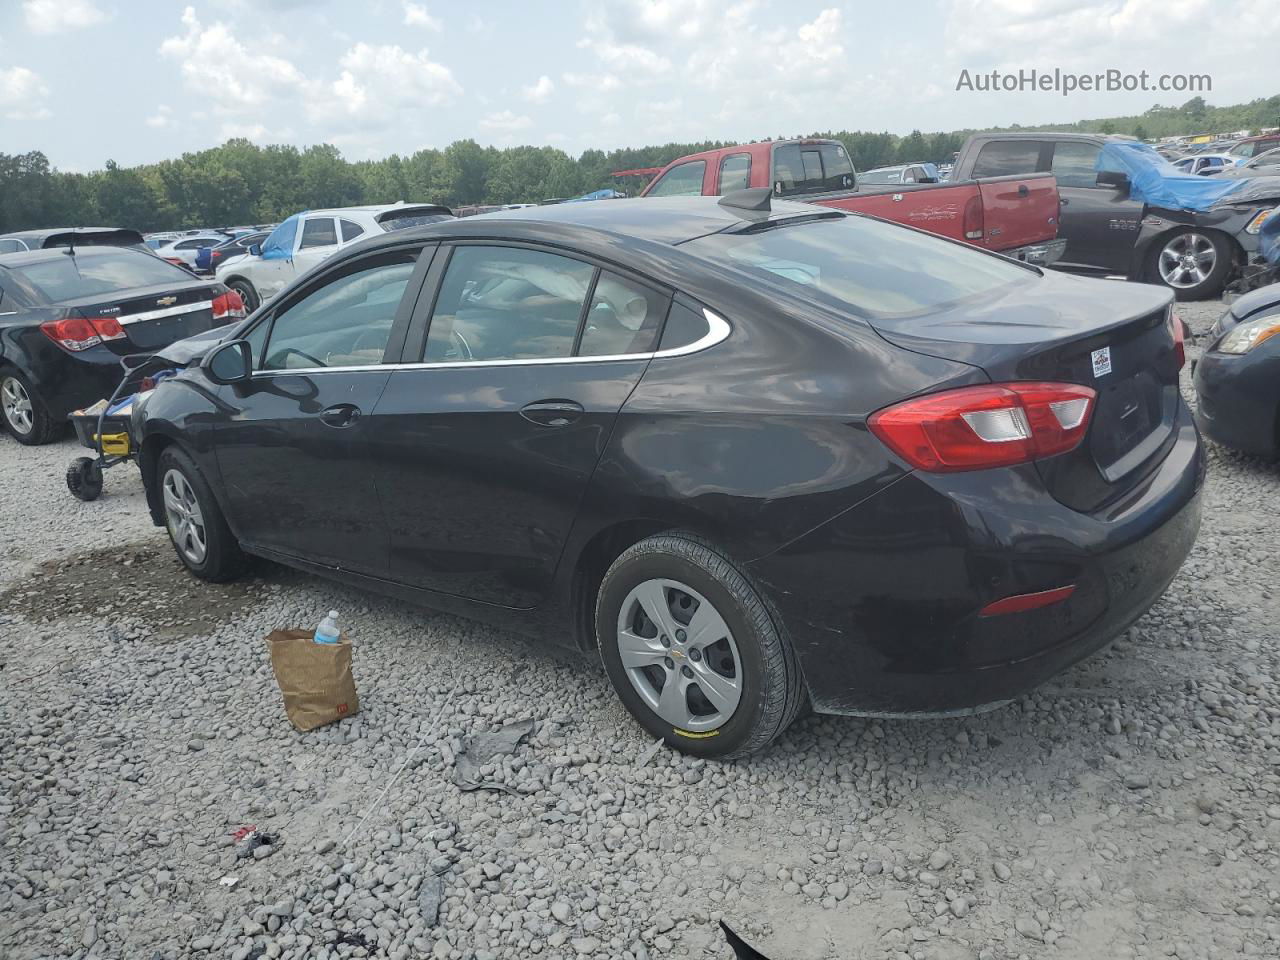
[[211, 243, 434, 574], [366, 241, 671, 608]]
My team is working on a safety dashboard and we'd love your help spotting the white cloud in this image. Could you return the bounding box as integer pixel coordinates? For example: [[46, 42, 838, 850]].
[[522, 75, 554, 103], [325, 42, 461, 124], [479, 110, 532, 132], [0, 64, 50, 119], [145, 104, 173, 128], [23, 0, 107, 34], [159, 7, 308, 110], [403, 2, 442, 30]]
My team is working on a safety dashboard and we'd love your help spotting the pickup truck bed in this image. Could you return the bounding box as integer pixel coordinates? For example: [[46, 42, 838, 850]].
[[639, 138, 1064, 265]]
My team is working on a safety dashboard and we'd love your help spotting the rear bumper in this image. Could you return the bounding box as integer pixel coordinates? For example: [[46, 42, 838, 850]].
[[747, 407, 1205, 715], [1003, 237, 1068, 267], [9, 333, 128, 421], [1193, 348, 1280, 458]]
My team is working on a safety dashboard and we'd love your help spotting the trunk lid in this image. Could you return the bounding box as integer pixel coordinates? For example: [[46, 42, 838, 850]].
[[60, 280, 228, 353], [974, 173, 1060, 251], [870, 271, 1180, 512]]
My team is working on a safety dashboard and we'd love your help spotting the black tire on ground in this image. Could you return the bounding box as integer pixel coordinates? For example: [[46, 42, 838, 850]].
[[227, 278, 260, 313], [66, 457, 104, 501], [595, 532, 806, 759], [1147, 228, 1234, 301], [1, 370, 62, 445], [156, 445, 248, 582]]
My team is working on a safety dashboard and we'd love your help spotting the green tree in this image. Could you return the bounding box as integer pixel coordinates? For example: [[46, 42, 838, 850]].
[[431, 140, 489, 206]]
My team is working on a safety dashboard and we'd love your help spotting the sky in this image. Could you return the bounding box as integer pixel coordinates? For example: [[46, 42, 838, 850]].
[[0, 0, 1276, 172]]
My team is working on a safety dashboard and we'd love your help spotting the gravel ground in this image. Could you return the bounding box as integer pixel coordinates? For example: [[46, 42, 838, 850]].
[[2, 295, 1278, 960]]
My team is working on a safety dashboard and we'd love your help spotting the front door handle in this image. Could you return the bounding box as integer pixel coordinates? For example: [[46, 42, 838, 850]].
[[520, 399, 584, 427], [319, 403, 361, 428], [1059, 197, 1070, 206]]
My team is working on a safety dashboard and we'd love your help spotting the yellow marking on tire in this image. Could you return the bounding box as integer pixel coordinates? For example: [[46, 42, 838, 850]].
[[673, 728, 719, 739]]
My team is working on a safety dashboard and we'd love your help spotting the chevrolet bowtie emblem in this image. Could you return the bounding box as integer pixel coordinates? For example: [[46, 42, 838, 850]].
[[157, 296, 178, 306]]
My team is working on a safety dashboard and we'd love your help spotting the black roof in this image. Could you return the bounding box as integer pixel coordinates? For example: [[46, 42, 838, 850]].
[[451, 196, 836, 245]]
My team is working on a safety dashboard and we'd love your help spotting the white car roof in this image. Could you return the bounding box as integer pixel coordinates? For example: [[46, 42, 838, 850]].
[[301, 203, 440, 217]]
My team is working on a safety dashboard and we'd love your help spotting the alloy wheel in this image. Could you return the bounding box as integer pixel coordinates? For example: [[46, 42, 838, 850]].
[[1158, 232, 1217, 289], [163, 468, 208, 565], [1, 377, 34, 436], [615, 578, 743, 732]]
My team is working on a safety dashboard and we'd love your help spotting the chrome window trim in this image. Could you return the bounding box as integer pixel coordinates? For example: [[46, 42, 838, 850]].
[[119, 300, 213, 325], [250, 307, 730, 378]]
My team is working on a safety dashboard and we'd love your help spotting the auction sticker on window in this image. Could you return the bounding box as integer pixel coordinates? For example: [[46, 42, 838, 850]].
[[1091, 346, 1112, 378]]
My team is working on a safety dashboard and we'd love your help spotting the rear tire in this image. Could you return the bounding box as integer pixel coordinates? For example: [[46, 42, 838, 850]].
[[157, 446, 247, 582], [595, 532, 806, 759], [227, 278, 260, 313], [1, 371, 61, 445], [1148, 228, 1233, 301]]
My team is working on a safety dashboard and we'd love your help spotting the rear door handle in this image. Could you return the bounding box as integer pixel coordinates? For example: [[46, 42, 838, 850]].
[[520, 399, 584, 427], [1059, 198, 1070, 206], [319, 403, 361, 428]]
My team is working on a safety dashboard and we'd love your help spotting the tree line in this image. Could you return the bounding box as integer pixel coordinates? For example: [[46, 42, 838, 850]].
[[3, 94, 1276, 234]]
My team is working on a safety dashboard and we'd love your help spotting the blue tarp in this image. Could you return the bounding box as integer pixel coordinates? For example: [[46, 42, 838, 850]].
[[260, 214, 300, 260], [1096, 141, 1260, 212]]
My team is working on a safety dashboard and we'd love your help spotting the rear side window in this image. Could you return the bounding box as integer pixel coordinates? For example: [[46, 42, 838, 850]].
[[260, 253, 418, 370], [686, 215, 1033, 319], [647, 161, 706, 197], [9, 251, 192, 301], [658, 301, 709, 351], [425, 246, 594, 362], [718, 154, 751, 194], [299, 218, 337, 249], [773, 143, 855, 196], [971, 141, 1042, 178], [1050, 141, 1102, 188], [577, 272, 666, 357], [340, 219, 365, 243]]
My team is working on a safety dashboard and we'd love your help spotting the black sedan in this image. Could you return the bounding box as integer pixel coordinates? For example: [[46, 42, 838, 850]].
[[135, 193, 1204, 757], [1194, 282, 1280, 457], [0, 247, 246, 444]]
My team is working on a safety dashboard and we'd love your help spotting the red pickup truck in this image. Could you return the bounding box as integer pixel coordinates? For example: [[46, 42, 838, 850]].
[[640, 138, 1065, 265]]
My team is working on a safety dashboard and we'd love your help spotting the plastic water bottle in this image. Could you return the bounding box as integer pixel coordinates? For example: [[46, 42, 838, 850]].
[[314, 610, 340, 645]]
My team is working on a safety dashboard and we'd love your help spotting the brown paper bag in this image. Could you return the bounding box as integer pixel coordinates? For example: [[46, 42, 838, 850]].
[[267, 629, 360, 732]]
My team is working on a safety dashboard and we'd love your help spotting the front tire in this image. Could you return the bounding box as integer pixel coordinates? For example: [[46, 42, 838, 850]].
[[1149, 228, 1233, 301], [157, 446, 247, 582], [595, 532, 806, 759], [2, 371, 60, 445], [227, 278, 260, 313]]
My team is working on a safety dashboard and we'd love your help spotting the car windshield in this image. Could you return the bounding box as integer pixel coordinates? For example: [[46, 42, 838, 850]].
[[10, 251, 191, 301], [684, 214, 1034, 318]]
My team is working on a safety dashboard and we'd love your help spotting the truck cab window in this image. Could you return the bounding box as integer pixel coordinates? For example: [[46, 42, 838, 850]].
[[1050, 142, 1102, 188], [971, 141, 1042, 178]]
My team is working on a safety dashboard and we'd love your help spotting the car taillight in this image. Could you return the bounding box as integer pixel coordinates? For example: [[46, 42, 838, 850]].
[[963, 194, 984, 240], [211, 290, 246, 321], [39, 314, 127, 352], [868, 381, 1097, 472], [1167, 307, 1185, 370]]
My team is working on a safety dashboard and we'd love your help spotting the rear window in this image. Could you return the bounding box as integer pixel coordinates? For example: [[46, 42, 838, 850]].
[[971, 141, 1042, 178], [772, 143, 854, 196], [10, 251, 192, 301], [378, 212, 453, 232], [684, 215, 1034, 319]]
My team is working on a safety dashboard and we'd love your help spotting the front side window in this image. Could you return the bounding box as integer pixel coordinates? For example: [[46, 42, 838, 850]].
[[299, 218, 338, 250], [647, 161, 707, 197], [577, 272, 667, 357], [1050, 141, 1102, 188], [260, 253, 418, 370], [425, 246, 594, 362], [718, 154, 751, 194], [685, 215, 1033, 320], [971, 140, 1042, 178]]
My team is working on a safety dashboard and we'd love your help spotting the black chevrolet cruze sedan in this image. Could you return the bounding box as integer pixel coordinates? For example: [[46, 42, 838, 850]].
[[135, 193, 1204, 757]]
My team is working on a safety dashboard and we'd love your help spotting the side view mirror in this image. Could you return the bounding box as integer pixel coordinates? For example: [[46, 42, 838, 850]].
[[248, 243, 263, 257], [204, 340, 252, 385], [1096, 170, 1129, 189]]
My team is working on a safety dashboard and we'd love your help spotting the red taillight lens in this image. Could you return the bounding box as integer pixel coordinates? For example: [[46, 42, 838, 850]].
[[211, 290, 246, 321], [1167, 308, 1185, 371], [868, 381, 1097, 472], [963, 194, 984, 240], [40, 313, 128, 351], [89, 314, 126, 341]]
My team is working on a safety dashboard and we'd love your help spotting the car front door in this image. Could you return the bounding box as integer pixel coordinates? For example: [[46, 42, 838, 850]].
[[292, 216, 344, 280], [250, 215, 301, 301], [212, 244, 434, 574], [367, 242, 671, 608], [1048, 140, 1145, 271]]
